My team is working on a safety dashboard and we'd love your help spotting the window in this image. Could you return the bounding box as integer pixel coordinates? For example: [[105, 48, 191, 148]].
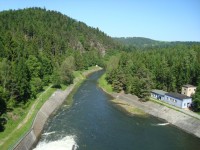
[[194, 89, 196, 91], [184, 103, 186, 106]]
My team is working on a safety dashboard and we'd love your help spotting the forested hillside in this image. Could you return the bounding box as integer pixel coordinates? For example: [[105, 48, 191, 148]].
[[0, 8, 118, 130], [113, 37, 164, 48], [106, 44, 200, 110], [114, 37, 200, 49], [1, 7, 200, 134]]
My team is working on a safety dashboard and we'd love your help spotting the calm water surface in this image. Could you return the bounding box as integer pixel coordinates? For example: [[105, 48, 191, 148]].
[[34, 70, 200, 150]]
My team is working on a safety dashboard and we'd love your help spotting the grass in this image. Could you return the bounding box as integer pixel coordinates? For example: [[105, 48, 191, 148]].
[[110, 99, 147, 117], [0, 85, 57, 150], [98, 73, 146, 117], [98, 73, 113, 93], [73, 70, 84, 79], [63, 71, 86, 106], [150, 97, 200, 120], [60, 84, 68, 91], [0, 66, 102, 149], [150, 97, 181, 112], [64, 80, 84, 107]]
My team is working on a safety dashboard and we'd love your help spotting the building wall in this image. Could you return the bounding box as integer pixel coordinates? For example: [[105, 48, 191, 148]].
[[181, 87, 196, 97], [164, 95, 183, 108], [181, 99, 192, 108], [151, 93, 165, 100], [163, 95, 192, 108]]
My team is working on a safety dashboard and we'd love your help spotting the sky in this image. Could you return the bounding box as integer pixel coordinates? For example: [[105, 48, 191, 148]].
[[0, 0, 199, 41]]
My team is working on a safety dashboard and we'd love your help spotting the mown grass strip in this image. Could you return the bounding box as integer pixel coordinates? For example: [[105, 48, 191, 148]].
[[4, 85, 56, 150], [0, 67, 101, 150], [150, 98, 200, 121], [98, 73, 113, 93]]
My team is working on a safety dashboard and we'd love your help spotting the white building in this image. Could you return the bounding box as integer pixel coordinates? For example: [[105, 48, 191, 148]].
[[181, 84, 196, 97], [164, 92, 192, 109], [151, 90, 192, 109]]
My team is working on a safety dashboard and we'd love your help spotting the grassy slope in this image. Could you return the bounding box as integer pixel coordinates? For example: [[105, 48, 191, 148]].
[[98, 73, 113, 93], [0, 85, 57, 149], [0, 67, 99, 149], [110, 99, 147, 116], [98, 73, 146, 116]]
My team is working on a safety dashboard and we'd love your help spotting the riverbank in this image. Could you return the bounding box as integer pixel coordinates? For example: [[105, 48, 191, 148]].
[[0, 85, 57, 150], [98, 74, 147, 117], [110, 99, 147, 117], [12, 66, 102, 150], [98, 73, 200, 138]]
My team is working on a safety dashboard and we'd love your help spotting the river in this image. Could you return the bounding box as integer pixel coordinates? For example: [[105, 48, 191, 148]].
[[34, 70, 200, 150]]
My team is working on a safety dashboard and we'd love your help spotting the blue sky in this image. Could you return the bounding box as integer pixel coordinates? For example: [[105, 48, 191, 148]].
[[0, 0, 199, 41]]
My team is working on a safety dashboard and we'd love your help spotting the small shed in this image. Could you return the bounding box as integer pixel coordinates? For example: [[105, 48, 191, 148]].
[[151, 89, 167, 100], [164, 92, 192, 108]]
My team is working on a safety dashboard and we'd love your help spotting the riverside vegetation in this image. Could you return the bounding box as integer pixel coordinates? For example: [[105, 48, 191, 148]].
[[0, 8, 117, 147], [98, 73, 147, 117], [0, 7, 200, 148]]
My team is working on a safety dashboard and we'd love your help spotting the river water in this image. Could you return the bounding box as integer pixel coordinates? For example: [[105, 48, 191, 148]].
[[34, 70, 200, 150]]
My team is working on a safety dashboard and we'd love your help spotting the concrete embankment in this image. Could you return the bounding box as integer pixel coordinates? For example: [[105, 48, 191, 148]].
[[13, 67, 102, 150], [111, 93, 200, 138]]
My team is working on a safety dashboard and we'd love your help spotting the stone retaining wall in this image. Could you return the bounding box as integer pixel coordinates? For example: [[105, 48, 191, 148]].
[[113, 93, 200, 138], [14, 85, 75, 150], [13, 67, 102, 150]]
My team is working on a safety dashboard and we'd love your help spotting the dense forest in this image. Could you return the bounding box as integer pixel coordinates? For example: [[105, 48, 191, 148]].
[[1, 7, 200, 133], [114, 37, 200, 49], [106, 44, 200, 110], [0, 8, 118, 131], [113, 37, 163, 48]]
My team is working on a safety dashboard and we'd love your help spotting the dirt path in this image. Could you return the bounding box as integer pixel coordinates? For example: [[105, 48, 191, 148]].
[[0, 85, 52, 146], [17, 85, 52, 129]]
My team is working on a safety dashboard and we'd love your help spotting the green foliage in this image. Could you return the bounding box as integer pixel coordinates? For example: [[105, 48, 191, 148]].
[[26, 55, 42, 78], [106, 55, 120, 72], [114, 37, 200, 49], [60, 58, 74, 85], [113, 37, 165, 49], [74, 51, 85, 70], [30, 78, 43, 98], [0, 7, 117, 133], [192, 82, 200, 111], [0, 58, 10, 92], [98, 74, 113, 93], [51, 68, 61, 88], [10, 57, 31, 103], [106, 44, 200, 102], [0, 87, 7, 131]]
